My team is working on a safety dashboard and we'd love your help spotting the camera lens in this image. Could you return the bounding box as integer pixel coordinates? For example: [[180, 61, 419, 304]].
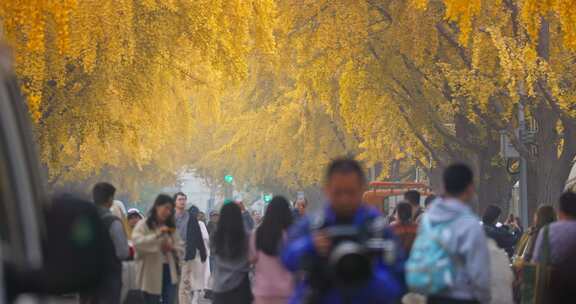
[[330, 241, 372, 286]]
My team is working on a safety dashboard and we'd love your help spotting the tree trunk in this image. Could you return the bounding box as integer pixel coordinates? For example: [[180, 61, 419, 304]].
[[427, 166, 444, 194], [523, 17, 576, 216], [453, 112, 514, 214], [526, 100, 576, 216], [477, 156, 514, 216]]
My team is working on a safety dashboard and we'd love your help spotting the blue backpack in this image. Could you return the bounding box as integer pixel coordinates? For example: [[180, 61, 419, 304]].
[[405, 214, 457, 295]]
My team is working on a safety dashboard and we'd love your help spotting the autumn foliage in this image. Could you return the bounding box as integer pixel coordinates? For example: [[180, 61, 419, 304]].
[[1, 0, 575, 209]]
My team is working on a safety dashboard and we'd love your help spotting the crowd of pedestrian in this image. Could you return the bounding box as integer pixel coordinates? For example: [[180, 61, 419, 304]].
[[82, 158, 576, 304]]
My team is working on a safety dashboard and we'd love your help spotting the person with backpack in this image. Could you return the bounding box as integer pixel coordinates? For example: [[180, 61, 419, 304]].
[[282, 158, 405, 304], [250, 196, 294, 304], [80, 182, 130, 304], [407, 163, 490, 304]]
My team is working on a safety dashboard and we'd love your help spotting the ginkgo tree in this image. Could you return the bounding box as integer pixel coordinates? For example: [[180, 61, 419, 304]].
[[416, 0, 576, 214], [0, 0, 276, 196], [198, 0, 576, 215], [2, 0, 575, 214]]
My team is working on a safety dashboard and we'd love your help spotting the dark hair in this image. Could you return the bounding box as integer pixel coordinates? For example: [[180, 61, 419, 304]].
[[173, 192, 187, 201], [325, 158, 366, 184], [92, 182, 116, 206], [535, 205, 556, 229], [482, 205, 502, 225], [404, 190, 421, 206], [188, 205, 199, 216], [146, 194, 175, 230], [127, 213, 142, 220], [424, 195, 437, 207], [256, 196, 293, 256], [396, 202, 413, 224], [559, 191, 576, 218], [214, 203, 247, 259], [443, 163, 474, 195]]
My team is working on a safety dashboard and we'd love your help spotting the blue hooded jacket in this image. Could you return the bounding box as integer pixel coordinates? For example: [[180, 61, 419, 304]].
[[426, 198, 491, 304], [281, 204, 406, 304]]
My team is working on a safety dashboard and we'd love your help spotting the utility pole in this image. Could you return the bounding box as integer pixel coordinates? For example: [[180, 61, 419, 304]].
[[518, 103, 529, 229]]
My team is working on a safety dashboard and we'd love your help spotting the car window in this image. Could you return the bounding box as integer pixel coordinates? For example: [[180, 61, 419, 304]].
[[0, 62, 41, 267], [0, 159, 9, 243], [0, 129, 25, 264]]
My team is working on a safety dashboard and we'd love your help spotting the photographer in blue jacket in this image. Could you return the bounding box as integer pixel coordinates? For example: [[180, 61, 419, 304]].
[[281, 158, 406, 304]]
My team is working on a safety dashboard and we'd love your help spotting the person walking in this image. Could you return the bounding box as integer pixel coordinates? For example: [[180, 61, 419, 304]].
[[207, 211, 219, 241], [390, 202, 418, 254], [109, 199, 136, 303], [124, 208, 143, 303], [531, 191, 576, 303], [513, 205, 556, 263], [404, 190, 423, 223], [111, 200, 131, 238], [205, 210, 219, 300], [198, 211, 207, 225], [408, 163, 490, 304], [179, 205, 210, 304], [486, 237, 514, 304], [292, 198, 308, 221], [237, 200, 255, 231], [132, 194, 183, 304], [174, 192, 188, 237], [252, 210, 263, 226], [481, 205, 521, 258], [212, 203, 253, 304], [250, 196, 294, 304], [532, 191, 576, 263], [282, 158, 406, 304], [511, 205, 556, 303], [80, 182, 130, 304], [127, 208, 144, 239], [424, 195, 437, 210]]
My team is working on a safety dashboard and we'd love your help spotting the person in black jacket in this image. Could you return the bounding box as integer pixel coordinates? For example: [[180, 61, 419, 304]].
[[482, 205, 521, 258]]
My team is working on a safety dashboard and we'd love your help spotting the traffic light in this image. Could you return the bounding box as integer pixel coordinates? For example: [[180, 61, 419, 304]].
[[224, 174, 234, 184], [264, 194, 273, 203]]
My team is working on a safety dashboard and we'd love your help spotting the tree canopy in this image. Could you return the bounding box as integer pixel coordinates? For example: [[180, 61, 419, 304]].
[[1, 0, 575, 210]]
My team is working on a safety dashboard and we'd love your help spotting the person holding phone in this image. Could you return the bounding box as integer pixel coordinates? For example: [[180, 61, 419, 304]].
[[132, 194, 184, 304]]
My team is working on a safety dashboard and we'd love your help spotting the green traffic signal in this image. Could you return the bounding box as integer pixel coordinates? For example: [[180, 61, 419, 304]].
[[224, 174, 234, 184], [264, 194, 273, 203]]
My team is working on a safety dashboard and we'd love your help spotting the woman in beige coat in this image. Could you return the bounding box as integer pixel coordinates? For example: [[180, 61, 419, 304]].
[[132, 194, 184, 304]]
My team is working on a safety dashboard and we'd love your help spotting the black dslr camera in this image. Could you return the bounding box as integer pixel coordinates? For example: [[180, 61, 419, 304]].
[[302, 216, 397, 301]]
